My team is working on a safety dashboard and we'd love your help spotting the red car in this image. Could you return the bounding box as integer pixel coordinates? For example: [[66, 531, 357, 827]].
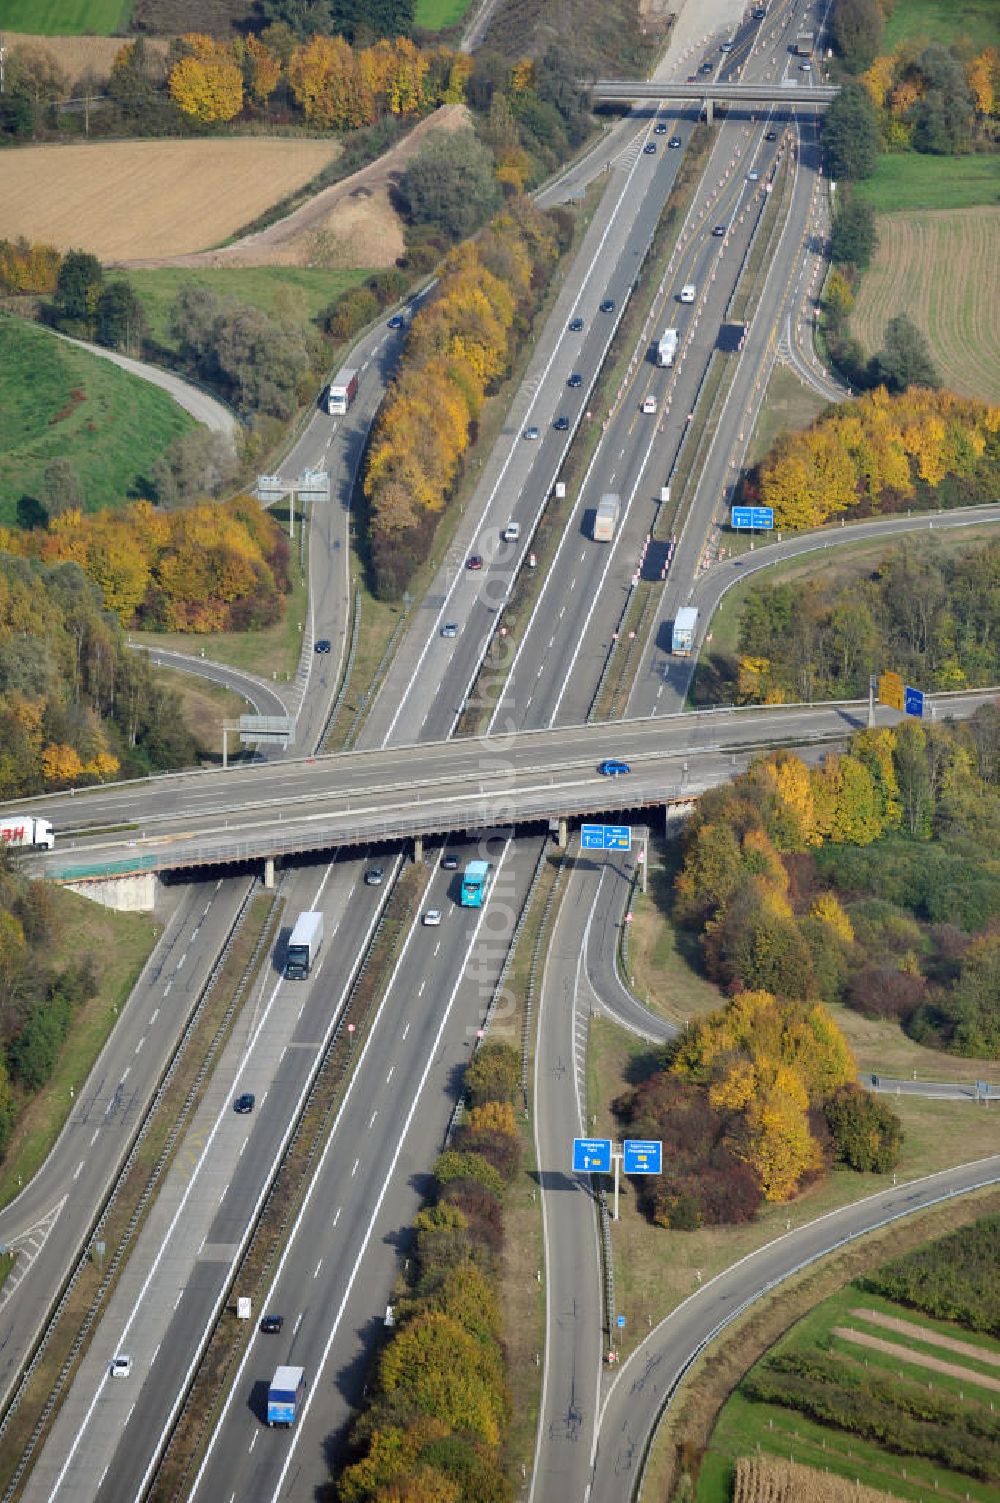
[[466, 554, 484, 570]]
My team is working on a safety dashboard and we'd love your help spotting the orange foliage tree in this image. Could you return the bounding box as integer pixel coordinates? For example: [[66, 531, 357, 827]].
[[169, 34, 244, 123]]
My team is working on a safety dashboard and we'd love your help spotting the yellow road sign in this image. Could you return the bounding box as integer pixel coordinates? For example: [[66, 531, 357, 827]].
[[879, 671, 904, 710]]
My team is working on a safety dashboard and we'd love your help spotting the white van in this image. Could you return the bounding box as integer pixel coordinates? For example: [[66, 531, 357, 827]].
[[502, 522, 521, 543]]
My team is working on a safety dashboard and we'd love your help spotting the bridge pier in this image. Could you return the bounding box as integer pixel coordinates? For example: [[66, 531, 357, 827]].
[[413, 834, 423, 864], [556, 816, 568, 849], [702, 96, 713, 124], [263, 856, 275, 889]]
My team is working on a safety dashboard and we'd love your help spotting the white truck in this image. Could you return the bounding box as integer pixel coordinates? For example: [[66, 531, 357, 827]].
[[593, 493, 620, 543], [324, 367, 359, 415], [0, 816, 54, 851], [656, 328, 679, 367], [285, 910, 324, 980], [671, 606, 699, 656]]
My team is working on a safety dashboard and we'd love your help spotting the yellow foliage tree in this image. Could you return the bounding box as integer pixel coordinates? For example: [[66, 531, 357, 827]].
[[966, 48, 997, 115], [809, 892, 854, 944], [169, 36, 243, 123], [860, 54, 894, 110], [756, 750, 820, 850], [43, 743, 84, 783], [243, 34, 282, 104]]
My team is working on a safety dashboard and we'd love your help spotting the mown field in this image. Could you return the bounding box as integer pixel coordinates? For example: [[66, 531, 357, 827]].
[[857, 153, 1000, 214], [0, 0, 131, 32], [0, 316, 194, 522], [883, 0, 1000, 54], [698, 1235, 1000, 1503], [850, 206, 1000, 402], [0, 139, 340, 261], [128, 266, 372, 353]]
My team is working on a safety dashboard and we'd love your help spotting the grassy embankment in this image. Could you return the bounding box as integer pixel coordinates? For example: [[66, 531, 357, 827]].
[[0, 0, 131, 32], [0, 315, 194, 523]]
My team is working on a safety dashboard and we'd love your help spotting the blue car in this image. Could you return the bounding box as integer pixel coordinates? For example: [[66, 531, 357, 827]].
[[598, 759, 631, 777], [387, 314, 405, 329]]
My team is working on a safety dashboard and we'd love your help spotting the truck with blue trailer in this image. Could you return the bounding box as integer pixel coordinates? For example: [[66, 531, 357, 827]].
[[460, 860, 491, 908], [267, 1365, 306, 1426]]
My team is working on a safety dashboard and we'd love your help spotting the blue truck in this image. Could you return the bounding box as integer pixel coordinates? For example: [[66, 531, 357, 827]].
[[267, 1365, 306, 1426], [460, 860, 491, 908]]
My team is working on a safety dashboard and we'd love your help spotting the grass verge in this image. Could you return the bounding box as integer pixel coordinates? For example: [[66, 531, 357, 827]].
[[0, 886, 277, 1500], [882, 0, 1000, 54], [746, 362, 831, 467], [0, 888, 158, 1209], [642, 1185, 1000, 1503]]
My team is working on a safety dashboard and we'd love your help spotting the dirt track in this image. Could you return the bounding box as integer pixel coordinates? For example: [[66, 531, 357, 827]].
[[121, 103, 472, 272]]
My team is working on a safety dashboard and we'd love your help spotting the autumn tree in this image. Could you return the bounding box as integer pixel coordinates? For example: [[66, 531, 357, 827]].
[[825, 1084, 902, 1171], [831, 0, 883, 74], [169, 35, 244, 124], [242, 34, 283, 106]]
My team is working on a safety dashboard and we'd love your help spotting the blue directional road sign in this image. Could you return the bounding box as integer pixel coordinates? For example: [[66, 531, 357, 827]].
[[581, 824, 632, 851], [616, 1315, 626, 1329], [623, 1139, 663, 1175], [730, 505, 774, 531], [904, 686, 925, 718], [573, 1137, 612, 1173]]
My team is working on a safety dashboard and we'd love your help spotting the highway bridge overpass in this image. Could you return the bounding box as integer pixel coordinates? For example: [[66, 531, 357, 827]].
[[591, 80, 838, 107], [14, 691, 995, 893]]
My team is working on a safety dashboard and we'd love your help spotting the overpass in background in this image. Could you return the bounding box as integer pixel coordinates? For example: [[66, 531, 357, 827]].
[[591, 80, 839, 108]]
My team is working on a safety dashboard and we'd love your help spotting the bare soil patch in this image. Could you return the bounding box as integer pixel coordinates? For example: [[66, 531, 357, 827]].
[[851, 207, 1000, 402], [122, 102, 471, 271], [833, 1325, 1000, 1392], [847, 1308, 1000, 1368], [0, 138, 341, 261]]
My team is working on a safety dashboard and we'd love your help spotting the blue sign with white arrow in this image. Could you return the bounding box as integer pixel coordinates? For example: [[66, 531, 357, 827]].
[[730, 506, 774, 531], [623, 1139, 663, 1175], [581, 824, 632, 851], [904, 686, 924, 718], [573, 1137, 612, 1173]]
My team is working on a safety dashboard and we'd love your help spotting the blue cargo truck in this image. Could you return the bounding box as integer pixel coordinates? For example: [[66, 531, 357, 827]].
[[267, 1365, 306, 1426]]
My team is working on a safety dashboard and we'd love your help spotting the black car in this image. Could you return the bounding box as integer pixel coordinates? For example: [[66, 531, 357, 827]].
[[643, 142, 656, 155], [668, 136, 682, 149], [654, 121, 668, 134], [260, 1314, 284, 1334], [553, 416, 570, 431], [234, 1093, 255, 1114], [765, 130, 777, 141], [599, 298, 615, 313], [700, 61, 714, 74], [314, 638, 331, 653], [567, 372, 583, 388], [568, 316, 584, 332], [712, 224, 727, 237]]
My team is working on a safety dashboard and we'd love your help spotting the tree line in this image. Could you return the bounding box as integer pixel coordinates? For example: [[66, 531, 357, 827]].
[[743, 386, 1000, 532], [362, 190, 569, 598], [0, 495, 290, 634], [337, 1041, 521, 1501], [671, 717, 1000, 1059], [0, 848, 103, 1157]]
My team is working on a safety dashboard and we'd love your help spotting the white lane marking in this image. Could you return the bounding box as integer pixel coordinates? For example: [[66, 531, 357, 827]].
[[293, 1313, 303, 1335], [73, 1161, 84, 1181], [368, 1111, 378, 1129], [333, 1208, 341, 1228], [386, 1066, 394, 1085], [402, 1023, 410, 1040], [174, 1290, 184, 1310], [177, 952, 187, 969], [152, 1343, 160, 1364], [418, 980, 425, 996], [121, 1067, 130, 1083], [90, 1128, 99, 1147], [164, 982, 172, 997], [351, 1158, 360, 1176], [313, 1260, 323, 1278], [149, 1009, 159, 1025], [135, 1036, 145, 1054]]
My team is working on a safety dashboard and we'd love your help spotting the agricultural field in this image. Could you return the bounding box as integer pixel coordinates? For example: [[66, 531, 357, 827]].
[[850, 207, 1000, 402], [883, 0, 1000, 54], [0, 316, 194, 523], [0, 0, 131, 32], [697, 1221, 1000, 1503], [0, 32, 168, 86], [857, 153, 1000, 215], [128, 266, 373, 353], [0, 139, 340, 262]]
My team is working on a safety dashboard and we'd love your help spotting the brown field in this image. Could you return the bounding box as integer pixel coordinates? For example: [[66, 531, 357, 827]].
[[2, 32, 169, 86], [850, 207, 1000, 403], [0, 138, 341, 261], [733, 1454, 904, 1503]]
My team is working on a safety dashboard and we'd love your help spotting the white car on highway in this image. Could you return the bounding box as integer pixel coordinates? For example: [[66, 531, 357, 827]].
[[679, 284, 696, 304], [422, 909, 442, 926]]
